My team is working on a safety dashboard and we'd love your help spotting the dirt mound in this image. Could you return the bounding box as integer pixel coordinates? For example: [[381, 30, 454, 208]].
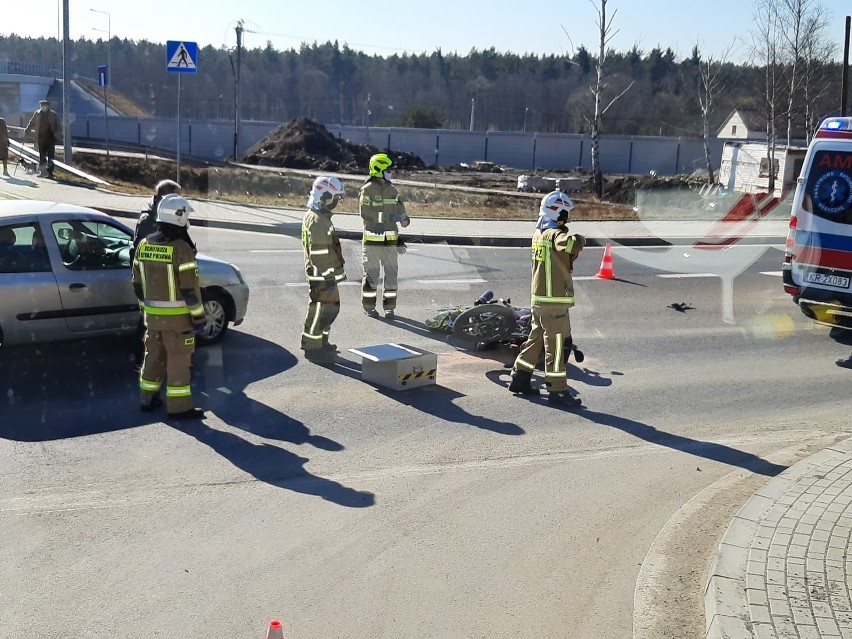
[[240, 118, 426, 173], [604, 173, 708, 204]]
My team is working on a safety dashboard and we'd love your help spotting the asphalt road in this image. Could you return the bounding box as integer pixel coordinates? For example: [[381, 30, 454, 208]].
[[2, 229, 850, 638]]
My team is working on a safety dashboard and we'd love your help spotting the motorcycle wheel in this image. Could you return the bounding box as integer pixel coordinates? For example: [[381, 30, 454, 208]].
[[452, 304, 518, 343]]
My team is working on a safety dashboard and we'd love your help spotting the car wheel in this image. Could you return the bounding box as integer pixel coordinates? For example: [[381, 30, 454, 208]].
[[199, 290, 230, 345]]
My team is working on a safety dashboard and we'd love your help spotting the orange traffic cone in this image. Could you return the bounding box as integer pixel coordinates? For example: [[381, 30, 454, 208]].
[[595, 243, 616, 279], [265, 620, 285, 639]]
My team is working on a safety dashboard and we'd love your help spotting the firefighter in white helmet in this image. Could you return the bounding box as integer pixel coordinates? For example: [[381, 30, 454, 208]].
[[508, 190, 585, 407], [359, 153, 410, 319], [301, 176, 347, 363], [132, 194, 207, 419]]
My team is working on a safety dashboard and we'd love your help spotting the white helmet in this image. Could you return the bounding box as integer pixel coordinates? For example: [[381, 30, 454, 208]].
[[156, 194, 194, 227], [538, 190, 574, 226], [307, 176, 345, 211]]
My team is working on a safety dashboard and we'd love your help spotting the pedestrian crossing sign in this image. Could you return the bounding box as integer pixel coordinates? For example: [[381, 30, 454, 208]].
[[166, 41, 198, 73]]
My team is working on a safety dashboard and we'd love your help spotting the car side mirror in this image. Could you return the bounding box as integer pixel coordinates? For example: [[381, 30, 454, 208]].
[[57, 228, 72, 240]]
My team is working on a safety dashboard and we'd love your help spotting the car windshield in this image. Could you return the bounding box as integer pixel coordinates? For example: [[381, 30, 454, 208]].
[[51, 219, 132, 270]]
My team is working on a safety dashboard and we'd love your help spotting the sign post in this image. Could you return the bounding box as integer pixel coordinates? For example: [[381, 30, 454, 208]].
[[166, 40, 198, 184], [97, 65, 110, 157]]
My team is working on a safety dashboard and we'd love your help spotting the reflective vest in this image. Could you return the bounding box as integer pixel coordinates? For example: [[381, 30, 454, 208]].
[[302, 207, 346, 284], [132, 236, 204, 329], [359, 177, 406, 245], [530, 227, 585, 305]]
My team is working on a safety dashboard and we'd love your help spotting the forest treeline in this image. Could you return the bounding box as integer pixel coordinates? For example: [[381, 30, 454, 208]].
[[0, 34, 844, 137]]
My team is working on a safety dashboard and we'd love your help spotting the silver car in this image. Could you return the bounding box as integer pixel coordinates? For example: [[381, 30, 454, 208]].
[[0, 201, 249, 347]]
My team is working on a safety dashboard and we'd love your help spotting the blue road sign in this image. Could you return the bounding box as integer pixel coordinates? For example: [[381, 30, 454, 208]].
[[166, 41, 198, 74], [97, 65, 108, 87]]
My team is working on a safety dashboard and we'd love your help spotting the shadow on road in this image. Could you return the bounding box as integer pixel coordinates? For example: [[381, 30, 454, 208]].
[[171, 421, 375, 507], [378, 384, 525, 435], [327, 355, 524, 436], [484, 367, 785, 476], [193, 332, 342, 451], [577, 409, 788, 477], [0, 332, 339, 454], [0, 336, 149, 440]]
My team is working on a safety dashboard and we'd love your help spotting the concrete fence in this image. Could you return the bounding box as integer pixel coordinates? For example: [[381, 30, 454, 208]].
[[71, 115, 724, 176]]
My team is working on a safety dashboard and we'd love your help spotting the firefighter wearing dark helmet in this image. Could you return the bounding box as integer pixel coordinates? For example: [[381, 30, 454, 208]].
[[508, 191, 585, 407], [359, 153, 410, 319], [132, 194, 207, 420]]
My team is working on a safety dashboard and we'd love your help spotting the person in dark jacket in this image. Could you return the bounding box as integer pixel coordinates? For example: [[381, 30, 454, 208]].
[[132, 179, 184, 258], [24, 100, 61, 178]]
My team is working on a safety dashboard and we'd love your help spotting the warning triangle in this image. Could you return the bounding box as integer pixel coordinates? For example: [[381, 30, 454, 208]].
[[167, 43, 196, 69]]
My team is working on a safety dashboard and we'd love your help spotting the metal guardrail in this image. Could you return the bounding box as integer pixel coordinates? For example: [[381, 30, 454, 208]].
[[0, 60, 57, 77]]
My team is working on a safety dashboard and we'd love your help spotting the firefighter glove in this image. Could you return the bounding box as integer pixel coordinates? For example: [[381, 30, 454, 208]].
[[397, 240, 407, 255]]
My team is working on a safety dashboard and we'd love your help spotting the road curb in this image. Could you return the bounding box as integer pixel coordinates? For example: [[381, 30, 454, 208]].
[[101, 208, 785, 248]]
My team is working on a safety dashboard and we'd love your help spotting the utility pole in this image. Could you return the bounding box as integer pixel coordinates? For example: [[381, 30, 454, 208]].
[[90, 9, 111, 157], [62, 0, 71, 166], [842, 15, 850, 116], [233, 20, 243, 160], [469, 98, 475, 131]]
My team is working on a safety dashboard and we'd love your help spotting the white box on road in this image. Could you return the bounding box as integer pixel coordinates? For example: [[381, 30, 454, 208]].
[[348, 343, 437, 391]]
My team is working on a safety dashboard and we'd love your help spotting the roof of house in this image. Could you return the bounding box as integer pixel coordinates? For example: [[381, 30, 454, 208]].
[[717, 108, 767, 136], [717, 108, 809, 140]]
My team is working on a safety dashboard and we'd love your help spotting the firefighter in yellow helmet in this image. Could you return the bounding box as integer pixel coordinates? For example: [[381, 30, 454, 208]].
[[301, 176, 347, 363], [359, 153, 410, 319], [132, 194, 207, 420], [508, 191, 585, 407]]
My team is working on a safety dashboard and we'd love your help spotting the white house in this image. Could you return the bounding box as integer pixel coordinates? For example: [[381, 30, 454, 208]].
[[718, 141, 806, 198]]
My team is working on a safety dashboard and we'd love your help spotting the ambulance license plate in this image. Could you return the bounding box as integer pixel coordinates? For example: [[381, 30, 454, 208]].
[[805, 271, 851, 289]]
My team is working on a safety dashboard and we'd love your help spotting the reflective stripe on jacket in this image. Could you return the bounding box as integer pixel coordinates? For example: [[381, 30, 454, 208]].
[[359, 177, 407, 245], [302, 207, 346, 284], [132, 236, 204, 327], [529, 227, 584, 305]]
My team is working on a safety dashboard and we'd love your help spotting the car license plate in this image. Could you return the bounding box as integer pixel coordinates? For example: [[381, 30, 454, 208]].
[[805, 272, 851, 288]]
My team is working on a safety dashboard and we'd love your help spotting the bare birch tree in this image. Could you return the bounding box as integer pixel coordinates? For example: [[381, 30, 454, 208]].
[[778, 0, 831, 145], [588, 0, 634, 198], [798, 8, 836, 142], [752, 0, 784, 193], [694, 40, 737, 184]]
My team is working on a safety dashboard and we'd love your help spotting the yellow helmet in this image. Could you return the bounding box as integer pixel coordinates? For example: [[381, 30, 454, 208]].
[[369, 153, 393, 178]]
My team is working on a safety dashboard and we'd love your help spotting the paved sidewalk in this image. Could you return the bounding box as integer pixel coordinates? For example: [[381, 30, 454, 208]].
[[706, 437, 852, 639]]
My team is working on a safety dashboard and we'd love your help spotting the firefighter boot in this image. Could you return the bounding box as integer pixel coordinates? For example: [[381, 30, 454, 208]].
[[836, 355, 852, 369], [508, 370, 539, 396]]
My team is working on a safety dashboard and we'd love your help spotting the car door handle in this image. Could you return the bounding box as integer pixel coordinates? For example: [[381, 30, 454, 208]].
[[69, 283, 87, 290]]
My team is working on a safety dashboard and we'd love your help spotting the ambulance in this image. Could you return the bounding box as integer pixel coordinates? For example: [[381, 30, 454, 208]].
[[783, 116, 852, 330]]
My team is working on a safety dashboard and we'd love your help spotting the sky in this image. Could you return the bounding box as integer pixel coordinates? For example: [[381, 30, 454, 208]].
[[1, 0, 850, 63]]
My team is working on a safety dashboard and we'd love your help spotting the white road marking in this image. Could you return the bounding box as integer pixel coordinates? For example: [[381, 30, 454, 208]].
[[417, 278, 487, 284], [249, 249, 303, 253], [285, 282, 360, 287], [657, 273, 719, 278], [761, 271, 783, 277]]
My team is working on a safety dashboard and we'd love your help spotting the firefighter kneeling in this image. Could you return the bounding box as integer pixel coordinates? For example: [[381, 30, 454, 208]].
[[132, 194, 207, 420]]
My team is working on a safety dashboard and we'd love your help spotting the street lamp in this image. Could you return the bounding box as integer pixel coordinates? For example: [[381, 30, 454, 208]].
[[90, 8, 111, 156], [89, 9, 111, 83]]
